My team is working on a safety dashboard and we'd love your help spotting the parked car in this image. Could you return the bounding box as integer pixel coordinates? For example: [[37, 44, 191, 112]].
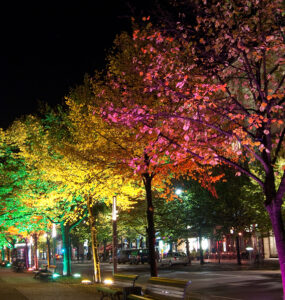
[[161, 252, 189, 266], [117, 249, 132, 264], [129, 249, 140, 264], [129, 249, 149, 264], [139, 249, 149, 264]]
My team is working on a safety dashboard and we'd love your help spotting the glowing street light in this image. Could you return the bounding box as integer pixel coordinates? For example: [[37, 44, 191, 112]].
[[175, 188, 183, 196]]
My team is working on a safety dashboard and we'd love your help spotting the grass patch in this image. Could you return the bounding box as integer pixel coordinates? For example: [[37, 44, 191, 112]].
[[54, 277, 102, 296], [56, 276, 83, 284]]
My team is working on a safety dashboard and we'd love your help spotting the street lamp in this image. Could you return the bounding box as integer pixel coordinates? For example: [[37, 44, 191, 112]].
[[175, 189, 183, 196], [112, 196, 118, 275]]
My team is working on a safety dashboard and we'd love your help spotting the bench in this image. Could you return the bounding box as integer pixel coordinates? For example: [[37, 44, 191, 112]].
[[96, 274, 141, 300], [33, 264, 48, 278], [128, 277, 191, 300], [34, 264, 57, 280]]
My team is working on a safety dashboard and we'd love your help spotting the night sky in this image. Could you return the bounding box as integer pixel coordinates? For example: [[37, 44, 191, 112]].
[[0, 1, 155, 129]]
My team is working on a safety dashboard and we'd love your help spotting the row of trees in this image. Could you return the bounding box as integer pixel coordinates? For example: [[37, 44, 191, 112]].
[[0, 0, 284, 293]]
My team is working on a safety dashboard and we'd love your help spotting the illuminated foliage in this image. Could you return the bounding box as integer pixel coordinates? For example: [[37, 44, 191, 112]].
[[100, 0, 285, 291]]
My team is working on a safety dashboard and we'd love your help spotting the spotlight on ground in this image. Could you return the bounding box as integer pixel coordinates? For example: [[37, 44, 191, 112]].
[[52, 273, 60, 279], [81, 279, 92, 284], [103, 278, 113, 285]]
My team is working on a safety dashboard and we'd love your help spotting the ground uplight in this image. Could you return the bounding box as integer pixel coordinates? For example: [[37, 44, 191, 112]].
[[103, 278, 113, 285], [52, 273, 60, 279], [81, 279, 92, 284]]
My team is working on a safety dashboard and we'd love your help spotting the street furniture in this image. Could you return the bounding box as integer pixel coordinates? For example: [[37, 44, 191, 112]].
[[128, 277, 191, 300], [96, 274, 141, 300]]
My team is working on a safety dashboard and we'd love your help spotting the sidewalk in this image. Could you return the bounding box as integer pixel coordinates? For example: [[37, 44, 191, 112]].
[[2, 259, 280, 300], [0, 267, 101, 300]]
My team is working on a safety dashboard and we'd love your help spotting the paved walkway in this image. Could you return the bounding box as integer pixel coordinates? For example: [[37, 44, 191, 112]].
[[0, 268, 101, 300], [0, 259, 281, 300]]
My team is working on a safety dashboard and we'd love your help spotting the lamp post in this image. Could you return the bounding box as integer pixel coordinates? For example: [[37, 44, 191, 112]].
[[52, 224, 57, 266], [112, 196, 118, 275], [44, 233, 50, 267]]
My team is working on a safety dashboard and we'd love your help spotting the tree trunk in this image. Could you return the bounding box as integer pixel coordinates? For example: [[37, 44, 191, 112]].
[[169, 242, 173, 252], [7, 247, 10, 262], [87, 199, 101, 283], [33, 233, 39, 269], [46, 236, 51, 267], [24, 239, 29, 268], [199, 232, 204, 265], [77, 246, 80, 262], [103, 240, 107, 261], [143, 172, 157, 277], [60, 222, 72, 276], [236, 236, 242, 265], [266, 200, 285, 296], [1, 246, 5, 261], [139, 237, 143, 249], [185, 239, 191, 265], [259, 237, 265, 262], [217, 241, 221, 264]]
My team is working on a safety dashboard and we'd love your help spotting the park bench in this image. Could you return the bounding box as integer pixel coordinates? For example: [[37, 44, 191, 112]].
[[33, 264, 48, 278], [96, 274, 141, 300], [128, 277, 191, 300], [34, 264, 57, 280]]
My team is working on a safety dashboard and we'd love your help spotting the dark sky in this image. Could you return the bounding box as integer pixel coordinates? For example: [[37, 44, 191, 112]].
[[0, 1, 154, 129]]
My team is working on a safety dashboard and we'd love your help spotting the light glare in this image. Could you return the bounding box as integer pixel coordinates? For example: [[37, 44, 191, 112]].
[[103, 278, 113, 285], [175, 189, 182, 195], [81, 279, 92, 284]]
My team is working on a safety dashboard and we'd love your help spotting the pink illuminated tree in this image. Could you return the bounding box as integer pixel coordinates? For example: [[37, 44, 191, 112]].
[[102, 0, 285, 292], [99, 31, 225, 276]]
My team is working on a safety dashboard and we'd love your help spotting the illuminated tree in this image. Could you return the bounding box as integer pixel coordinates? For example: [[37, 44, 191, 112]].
[[101, 0, 285, 290], [9, 101, 142, 281], [99, 31, 226, 275], [0, 128, 51, 267], [65, 83, 159, 274]]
